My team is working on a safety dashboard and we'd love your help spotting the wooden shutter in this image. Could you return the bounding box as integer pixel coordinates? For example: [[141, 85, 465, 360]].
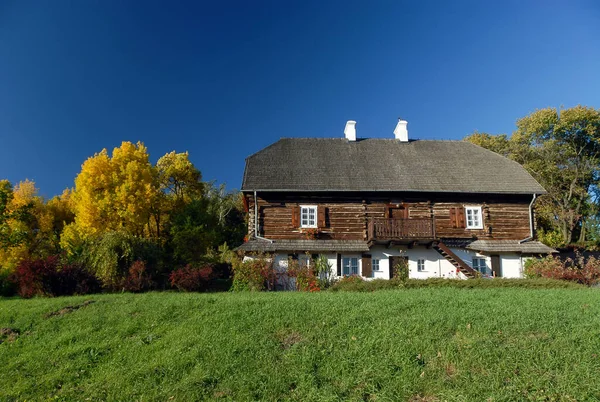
[[457, 207, 466, 228], [317, 206, 326, 228], [362, 256, 372, 278], [449, 207, 457, 228], [337, 253, 342, 276], [291, 205, 300, 228]]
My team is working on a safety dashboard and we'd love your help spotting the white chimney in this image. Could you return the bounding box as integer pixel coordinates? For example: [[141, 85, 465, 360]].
[[394, 119, 408, 142], [344, 120, 357, 141]]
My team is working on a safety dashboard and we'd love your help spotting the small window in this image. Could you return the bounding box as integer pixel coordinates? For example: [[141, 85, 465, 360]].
[[372, 258, 380, 271], [417, 259, 425, 272], [472, 257, 488, 275], [299, 255, 311, 268], [300, 205, 317, 228], [342, 257, 359, 276], [465, 206, 483, 229]]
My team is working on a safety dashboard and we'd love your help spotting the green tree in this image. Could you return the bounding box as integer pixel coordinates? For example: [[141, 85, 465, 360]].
[[168, 184, 246, 266], [465, 105, 600, 245], [464, 131, 511, 157]]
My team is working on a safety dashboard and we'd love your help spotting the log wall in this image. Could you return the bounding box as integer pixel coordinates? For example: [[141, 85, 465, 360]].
[[245, 192, 533, 241]]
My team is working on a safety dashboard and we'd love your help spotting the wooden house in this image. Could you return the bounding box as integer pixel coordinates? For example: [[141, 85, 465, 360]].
[[238, 119, 555, 279]]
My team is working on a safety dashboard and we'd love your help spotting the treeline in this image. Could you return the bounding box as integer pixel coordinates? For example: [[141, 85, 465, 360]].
[[0, 142, 246, 295], [465, 105, 600, 249]]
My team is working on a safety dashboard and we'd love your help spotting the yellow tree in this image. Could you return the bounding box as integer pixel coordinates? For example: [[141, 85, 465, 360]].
[[63, 141, 159, 251], [153, 151, 204, 238], [0, 180, 70, 271], [156, 151, 203, 203]]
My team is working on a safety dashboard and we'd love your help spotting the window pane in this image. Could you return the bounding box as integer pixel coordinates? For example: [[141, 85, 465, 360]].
[[301, 206, 317, 227]]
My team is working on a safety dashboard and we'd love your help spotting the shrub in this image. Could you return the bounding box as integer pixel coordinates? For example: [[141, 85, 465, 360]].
[[313, 255, 334, 289], [47, 263, 101, 297], [82, 232, 162, 289], [231, 257, 276, 291], [123, 261, 153, 293], [394, 258, 409, 282], [169, 265, 214, 292], [13, 256, 100, 298], [525, 255, 600, 286], [287, 259, 320, 292], [211, 262, 232, 280], [330, 275, 367, 291], [14, 256, 58, 298], [0, 270, 17, 297]]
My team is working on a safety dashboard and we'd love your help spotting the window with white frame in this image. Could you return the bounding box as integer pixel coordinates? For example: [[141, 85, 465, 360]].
[[472, 257, 488, 275], [417, 259, 426, 272], [371, 258, 380, 278], [300, 205, 317, 228], [465, 206, 483, 229], [342, 257, 359, 276], [299, 255, 311, 268]]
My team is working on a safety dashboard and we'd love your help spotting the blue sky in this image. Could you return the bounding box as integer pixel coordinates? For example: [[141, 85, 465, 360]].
[[1, 1, 599, 197]]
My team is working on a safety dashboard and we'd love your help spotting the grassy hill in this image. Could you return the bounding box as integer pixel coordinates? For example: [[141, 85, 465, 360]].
[[2, 288, 600, 401]]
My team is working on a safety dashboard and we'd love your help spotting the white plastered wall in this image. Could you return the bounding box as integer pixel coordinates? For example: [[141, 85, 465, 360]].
[[247, 248, 526, 281]]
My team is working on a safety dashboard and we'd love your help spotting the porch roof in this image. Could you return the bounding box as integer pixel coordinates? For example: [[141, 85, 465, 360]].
[[466, 240, 557, 254], [236, 238, 370, 253]]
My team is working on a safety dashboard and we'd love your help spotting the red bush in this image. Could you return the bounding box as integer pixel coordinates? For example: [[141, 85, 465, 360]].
[[13, 256, 57, 298], [524, 255, 600, 286], [123, 261, 153, 292], [169, 265, 214, 292], [287, 259, 321, 292], [13, 256, 100, 298]]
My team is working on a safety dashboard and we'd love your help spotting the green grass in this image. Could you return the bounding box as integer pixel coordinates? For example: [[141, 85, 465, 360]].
[[2, 289, 600, 401]]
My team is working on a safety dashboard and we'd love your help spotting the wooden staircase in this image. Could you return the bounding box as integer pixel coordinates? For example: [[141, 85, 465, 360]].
[[433, 241, 478, 279]]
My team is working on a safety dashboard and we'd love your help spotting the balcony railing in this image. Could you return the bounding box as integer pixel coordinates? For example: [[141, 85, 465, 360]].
[[367, 218, 435, 241]]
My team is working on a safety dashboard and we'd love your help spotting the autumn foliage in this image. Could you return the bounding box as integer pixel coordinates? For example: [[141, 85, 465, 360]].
[[0, 141, 246, 296], [12, 255, 100, 298], [524, 255, 600, 286], [169, 265, 214, 292]]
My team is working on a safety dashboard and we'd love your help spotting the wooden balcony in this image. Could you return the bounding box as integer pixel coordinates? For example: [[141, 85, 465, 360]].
[[367, 218, 435, 241]]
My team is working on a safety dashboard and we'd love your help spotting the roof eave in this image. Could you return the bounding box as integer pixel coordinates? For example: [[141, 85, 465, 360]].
[[241, 188, 546, 195]]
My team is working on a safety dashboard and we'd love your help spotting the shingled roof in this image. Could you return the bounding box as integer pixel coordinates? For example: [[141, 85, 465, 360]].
[[466, 240, 557, 254], [242, 138, 546, 194], [237, 239, 370, 253]]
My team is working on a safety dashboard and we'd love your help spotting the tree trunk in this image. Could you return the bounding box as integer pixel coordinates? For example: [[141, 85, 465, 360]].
[[578, 219, 586, 243]]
